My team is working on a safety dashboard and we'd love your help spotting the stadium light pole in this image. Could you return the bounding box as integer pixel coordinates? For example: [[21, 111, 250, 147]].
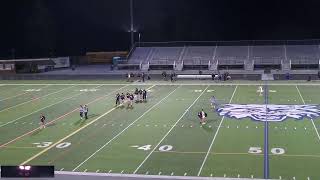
[[130, 0, 134, 48]]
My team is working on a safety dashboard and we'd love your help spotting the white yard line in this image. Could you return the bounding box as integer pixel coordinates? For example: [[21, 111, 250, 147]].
[[72, 85, 180, 171], [133, 85, 210, 174], [0, 91, 30, 102], [0, 85, 74, 113], [197, 85, 238, 176], [0, 85, 104, 128], [19, 84, 143, 165], [296, 85, 320, 142]]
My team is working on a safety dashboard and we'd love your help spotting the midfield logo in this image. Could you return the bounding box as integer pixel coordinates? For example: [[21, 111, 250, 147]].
[[217, 104, 320, 122]]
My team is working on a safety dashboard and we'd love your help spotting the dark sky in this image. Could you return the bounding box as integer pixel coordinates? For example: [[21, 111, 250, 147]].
[[1, 0, 320, 58]]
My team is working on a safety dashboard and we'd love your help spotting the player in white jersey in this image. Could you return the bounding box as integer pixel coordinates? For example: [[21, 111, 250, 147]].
[[257, 86, 264, 96]]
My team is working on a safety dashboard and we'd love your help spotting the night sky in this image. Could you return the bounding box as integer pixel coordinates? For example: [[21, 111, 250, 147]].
[[1, 0, 320, 58]]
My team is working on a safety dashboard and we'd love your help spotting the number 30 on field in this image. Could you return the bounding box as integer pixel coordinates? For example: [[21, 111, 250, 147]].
[[32, 142, 71, 149], [248, 147, 285, 155]]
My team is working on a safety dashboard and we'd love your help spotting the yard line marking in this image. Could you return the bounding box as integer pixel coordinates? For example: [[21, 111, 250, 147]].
[[197, 85, 238, 176], [0, 85, 73, 113], [134, 85, 209, 174], [296, 85, 320, 142], [71, 85, 180, 171], [0, 90, 85, 128], [21, 84, 156, 166], [0, 91, 30, 102], [0, 84, 129, 149]]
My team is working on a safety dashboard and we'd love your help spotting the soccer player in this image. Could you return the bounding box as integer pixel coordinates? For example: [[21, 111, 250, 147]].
[[143, 89, 147, 102], [120, 93, 125, 104], [198, 109, 208, 125], [79, 105, 84, 120], [257, 86, 263, 96], [129, 94, 134, 108], [210, 96, 217, 109], [139, 89, 143, 102], [84, 105, 88, 119], [115, 93, 120, 106], [39, 113, 46, 129]]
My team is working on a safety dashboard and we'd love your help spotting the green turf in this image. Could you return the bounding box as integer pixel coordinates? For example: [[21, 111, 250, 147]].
[[0, 80, 320, 179]]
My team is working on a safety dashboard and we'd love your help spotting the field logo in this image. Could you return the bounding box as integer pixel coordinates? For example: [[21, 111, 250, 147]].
[[217, 104, 320, 122]]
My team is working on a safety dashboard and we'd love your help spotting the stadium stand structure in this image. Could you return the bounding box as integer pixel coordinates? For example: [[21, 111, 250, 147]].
[[123, 41, 320, 73]]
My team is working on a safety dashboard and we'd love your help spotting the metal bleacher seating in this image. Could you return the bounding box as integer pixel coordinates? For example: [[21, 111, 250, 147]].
[[123, 41, 320, 71], [287, 45, 319, 64]]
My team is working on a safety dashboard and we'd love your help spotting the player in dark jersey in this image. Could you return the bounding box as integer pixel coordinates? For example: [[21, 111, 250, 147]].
[[40, 113, 46, 129], [129, 94, 134, 108], [120, 93, 125, 104], [198, 109, 208, 125], [143, 89, 147, 102], [115, 93, 120, 106], [84, 105, 88, 119]]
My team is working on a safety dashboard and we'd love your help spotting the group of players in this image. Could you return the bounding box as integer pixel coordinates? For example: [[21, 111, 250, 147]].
[[115, 88, 148, 108]]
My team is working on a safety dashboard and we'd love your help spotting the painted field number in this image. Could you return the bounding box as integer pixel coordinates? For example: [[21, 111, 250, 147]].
[[133, 145, 173, 152], [33, 142, 71, 149], [248, 147, 285, 155]]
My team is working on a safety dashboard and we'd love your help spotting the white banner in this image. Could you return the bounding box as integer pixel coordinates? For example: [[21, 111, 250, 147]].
[[51, 57, 70, 68]]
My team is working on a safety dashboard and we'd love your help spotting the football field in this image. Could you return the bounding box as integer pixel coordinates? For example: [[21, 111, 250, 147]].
[[0, 80, 320, 180]]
